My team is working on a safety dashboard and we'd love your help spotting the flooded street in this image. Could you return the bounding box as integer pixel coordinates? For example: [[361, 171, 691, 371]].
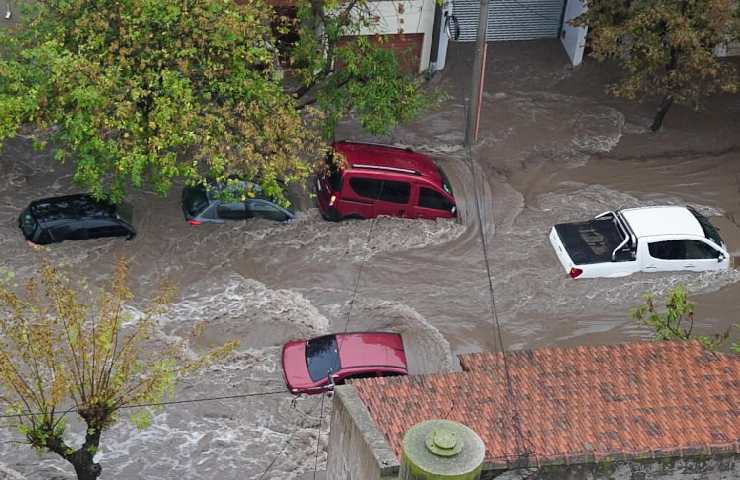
[[2, 41, 740, 478]]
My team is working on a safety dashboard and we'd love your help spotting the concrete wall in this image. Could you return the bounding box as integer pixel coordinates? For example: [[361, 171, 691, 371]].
[[326, 386, 400, 480], [560, 0, 587, 66], [346, 0, 437, 72]]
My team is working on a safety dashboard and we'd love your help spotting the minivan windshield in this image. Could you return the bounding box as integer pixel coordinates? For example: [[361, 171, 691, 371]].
[[325, 151, 343, 192], [689, 207, 724, 247], [306, 335, 340, 382], [437, 166, 453, 196]]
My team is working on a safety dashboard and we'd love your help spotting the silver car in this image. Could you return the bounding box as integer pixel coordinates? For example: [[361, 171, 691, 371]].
[[181, 181, 294, 225]]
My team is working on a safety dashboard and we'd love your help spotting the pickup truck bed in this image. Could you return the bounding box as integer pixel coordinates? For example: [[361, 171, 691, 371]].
[[553, 217, 625, 265]]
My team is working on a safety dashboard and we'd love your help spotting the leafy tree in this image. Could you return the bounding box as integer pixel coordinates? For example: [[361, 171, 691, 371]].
[[0, 0, 432, 203], [290, 0, 431, 138], [0, 0, 321, 204], [632, 284, 738, 352], [576, 1, 740, 131], [0, 259, 237, 480]]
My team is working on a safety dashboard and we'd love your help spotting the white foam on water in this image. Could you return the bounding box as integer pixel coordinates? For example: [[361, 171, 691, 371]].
[[161, 273, 330, 349], [319, 296, 455, 374]]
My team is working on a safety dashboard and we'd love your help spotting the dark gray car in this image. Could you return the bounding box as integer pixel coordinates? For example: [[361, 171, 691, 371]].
[[182, 181, 294, 225], [19, 194, 136, 245]]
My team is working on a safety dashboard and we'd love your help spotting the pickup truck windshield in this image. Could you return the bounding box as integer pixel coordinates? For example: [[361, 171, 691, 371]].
[[689, 208, 724, 247]]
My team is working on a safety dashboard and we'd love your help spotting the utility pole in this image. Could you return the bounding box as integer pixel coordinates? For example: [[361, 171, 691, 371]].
[[464, 0, 490, 148]]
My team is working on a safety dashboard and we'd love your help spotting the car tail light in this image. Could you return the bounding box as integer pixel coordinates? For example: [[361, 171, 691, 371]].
[[329, 194, 336, 207], [569, 267, 583, 279], [188, 220, 202, 226]]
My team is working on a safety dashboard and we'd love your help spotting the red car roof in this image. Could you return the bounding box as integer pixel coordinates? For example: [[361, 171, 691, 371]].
[[333, 142, 443, 185], [336, 332, 406, 370], [281, 332, 407, 394]]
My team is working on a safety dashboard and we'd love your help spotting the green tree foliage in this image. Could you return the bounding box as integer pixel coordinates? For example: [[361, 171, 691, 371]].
[[632, 284, 738, 352], [290, 0, 430, 138], [576, 0, 740, 131], [0, 0, 321, 203], [0, 259, 237, 480]]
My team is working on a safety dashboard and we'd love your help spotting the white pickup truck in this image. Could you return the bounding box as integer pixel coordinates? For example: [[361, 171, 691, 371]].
[[549, 206, 731, 279]]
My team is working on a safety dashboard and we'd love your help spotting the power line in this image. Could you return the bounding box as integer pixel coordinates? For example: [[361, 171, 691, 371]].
[[312, 392, 327, 480], [257, 396, 324, 480], [463, 3, 531, 460], [0, 389, 287, 419], [342, 182, 385, 334]]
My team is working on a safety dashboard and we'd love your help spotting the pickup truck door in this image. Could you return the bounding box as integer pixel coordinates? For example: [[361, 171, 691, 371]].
[[643, 239, 725, 272]]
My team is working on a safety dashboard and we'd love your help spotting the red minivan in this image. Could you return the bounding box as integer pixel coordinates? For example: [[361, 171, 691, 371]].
[[316, 141, 457, 221]]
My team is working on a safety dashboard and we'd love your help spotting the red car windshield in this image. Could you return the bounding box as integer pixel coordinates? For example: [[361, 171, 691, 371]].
[[306, 335, 340, 382]]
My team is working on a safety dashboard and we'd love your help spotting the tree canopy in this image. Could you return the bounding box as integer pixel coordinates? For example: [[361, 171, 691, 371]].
[[291, 0, 431, 138], [0, 0, 430, 202], [0, 259, 237, 480], [577, 0, 740, 131], [0, 0, 321, 204]]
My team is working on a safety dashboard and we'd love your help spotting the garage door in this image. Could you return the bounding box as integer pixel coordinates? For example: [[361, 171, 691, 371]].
[[452, 0, 566, 42]]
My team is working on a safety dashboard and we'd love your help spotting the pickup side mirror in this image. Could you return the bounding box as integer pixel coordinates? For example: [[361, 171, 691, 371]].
[[718, 253, 726, 263], [450, 205, 457, 216]]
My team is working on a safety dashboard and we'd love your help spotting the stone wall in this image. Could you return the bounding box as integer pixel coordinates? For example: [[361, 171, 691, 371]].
[[481, 454, 737, 480], [326, 386, 400, 480]]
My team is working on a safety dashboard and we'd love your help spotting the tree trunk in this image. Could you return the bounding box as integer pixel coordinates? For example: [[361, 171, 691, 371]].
[[650, 94, 674, 132], [70, 457, 102, 480]]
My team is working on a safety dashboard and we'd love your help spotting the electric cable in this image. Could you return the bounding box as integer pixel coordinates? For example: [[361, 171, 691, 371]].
[[312, 392, 327, 480], [0, 389, 287, 419], [342, 181, 385, 334], [257, 396, 324, 480], [463, 94, 533, 462]]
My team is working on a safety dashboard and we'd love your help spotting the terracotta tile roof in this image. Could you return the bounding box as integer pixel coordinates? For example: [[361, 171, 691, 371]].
[[353, 341, 739, 468]]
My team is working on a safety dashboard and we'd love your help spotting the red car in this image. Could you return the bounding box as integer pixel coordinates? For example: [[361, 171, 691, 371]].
[[316, 141, 457, 221], [281, 332, 408, 395]]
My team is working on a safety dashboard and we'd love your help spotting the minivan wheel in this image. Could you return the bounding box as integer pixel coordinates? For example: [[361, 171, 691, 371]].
[[342, 214, 366, 221]]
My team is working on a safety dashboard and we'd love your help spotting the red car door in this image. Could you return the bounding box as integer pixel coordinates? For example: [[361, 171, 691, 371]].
[[372, 179, 411, 218], [413, 185, 457, 219]]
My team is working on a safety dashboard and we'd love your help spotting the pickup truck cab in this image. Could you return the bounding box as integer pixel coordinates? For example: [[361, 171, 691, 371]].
[[549, 206, 730, 279]]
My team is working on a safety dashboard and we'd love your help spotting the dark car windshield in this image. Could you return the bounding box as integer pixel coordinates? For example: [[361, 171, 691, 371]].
[[437, 166, 453, 196], [19, 211, 38, 238], [306, 335, 340, 382], [689, 207, 724, 246], [183, 187, 210, 216]]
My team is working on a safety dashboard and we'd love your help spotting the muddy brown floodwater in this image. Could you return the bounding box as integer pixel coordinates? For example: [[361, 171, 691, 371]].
[[1, 40, 739, 479]]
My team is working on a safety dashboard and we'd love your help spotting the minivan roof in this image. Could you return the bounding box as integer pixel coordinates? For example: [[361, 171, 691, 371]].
[[334, 141, 443, 185], [29, 194, 117, 224]]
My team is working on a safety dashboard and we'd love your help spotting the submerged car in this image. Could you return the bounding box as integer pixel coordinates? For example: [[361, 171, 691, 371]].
[[316, 141, 457, 221], [181, 180, 294, 225], [550, 206, 731, 279], [19, 194, 136, 245], [281, 332, 408, 395]]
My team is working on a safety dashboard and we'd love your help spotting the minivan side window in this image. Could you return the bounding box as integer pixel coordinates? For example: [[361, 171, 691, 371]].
[[379, 180, 410, 204], [418, 187, 452, 211], [648, 240, 720, 260], [349, 177, 383, 199]]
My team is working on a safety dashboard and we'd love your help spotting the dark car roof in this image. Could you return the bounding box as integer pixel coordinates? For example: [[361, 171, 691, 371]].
[[28, 194, 117, 224], [333, 142, 444, 185]]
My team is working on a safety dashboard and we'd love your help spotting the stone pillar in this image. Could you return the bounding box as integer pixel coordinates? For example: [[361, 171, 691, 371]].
[[399, 419, 485, 480]]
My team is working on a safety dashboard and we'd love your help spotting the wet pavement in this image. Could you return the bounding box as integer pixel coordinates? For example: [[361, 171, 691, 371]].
[[1, 40, 739, 478]]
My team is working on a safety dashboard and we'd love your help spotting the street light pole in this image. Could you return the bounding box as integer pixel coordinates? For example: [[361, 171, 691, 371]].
[[465, 0, 490, 148]]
